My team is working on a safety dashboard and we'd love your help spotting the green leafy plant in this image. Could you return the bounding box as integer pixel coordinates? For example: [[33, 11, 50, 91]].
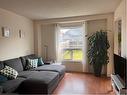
[[88, 30, 110, 76]]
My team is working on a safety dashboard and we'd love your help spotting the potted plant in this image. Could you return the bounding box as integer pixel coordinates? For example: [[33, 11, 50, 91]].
[[87, 30, 110, 76]]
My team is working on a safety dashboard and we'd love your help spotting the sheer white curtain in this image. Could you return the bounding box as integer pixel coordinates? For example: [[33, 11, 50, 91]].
[[55, 24, 63, 62], [82, 22, 89, 72], [55, 22, 89, 72]]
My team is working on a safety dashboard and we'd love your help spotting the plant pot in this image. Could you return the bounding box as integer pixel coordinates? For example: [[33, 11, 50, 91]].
[[93, 63, 103, 77]]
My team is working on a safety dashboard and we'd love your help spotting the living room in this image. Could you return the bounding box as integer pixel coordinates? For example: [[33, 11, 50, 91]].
[[0, 0, 126, 95]]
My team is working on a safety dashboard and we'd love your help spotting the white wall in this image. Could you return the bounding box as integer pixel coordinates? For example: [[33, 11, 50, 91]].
[[114, 0, 126, 57], [87, 19, 107, 35], [0, 8, 34, 60], [41, 24, 56, 60]]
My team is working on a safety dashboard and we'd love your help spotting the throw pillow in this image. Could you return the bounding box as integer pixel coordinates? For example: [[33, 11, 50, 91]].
[[0, 66, 18, 79], [38, 57, 44, 66], [25, 59, 38, 70], [0, 75, 8, 84]]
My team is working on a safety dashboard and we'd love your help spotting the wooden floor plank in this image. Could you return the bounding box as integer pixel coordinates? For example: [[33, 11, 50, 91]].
[[53, 73, 114, 95]]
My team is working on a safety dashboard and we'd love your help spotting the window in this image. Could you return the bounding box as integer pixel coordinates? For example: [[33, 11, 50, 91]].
[[58, 26, 83, 61]]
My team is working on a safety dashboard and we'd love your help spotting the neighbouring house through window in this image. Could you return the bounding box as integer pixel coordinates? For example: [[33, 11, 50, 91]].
[[57, 25, 84, 62]]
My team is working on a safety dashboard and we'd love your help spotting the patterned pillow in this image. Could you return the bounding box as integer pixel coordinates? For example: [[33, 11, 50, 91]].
[[25, 59, 38, 70], [0, 66, 18, 79]]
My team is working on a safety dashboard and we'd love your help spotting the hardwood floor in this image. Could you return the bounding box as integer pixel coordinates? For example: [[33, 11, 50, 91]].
[[53, 73, 114, 95]]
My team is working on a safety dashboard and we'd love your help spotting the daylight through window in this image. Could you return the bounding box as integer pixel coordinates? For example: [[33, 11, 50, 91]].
[[58, 26, 84, 61]]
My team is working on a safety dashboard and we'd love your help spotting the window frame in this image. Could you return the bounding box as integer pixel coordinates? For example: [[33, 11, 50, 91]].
[[59, 26, 84, 62]]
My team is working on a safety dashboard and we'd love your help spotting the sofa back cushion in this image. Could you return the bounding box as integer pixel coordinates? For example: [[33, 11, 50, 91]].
[[4, 58, 23, 72], [20, 54, 38, 70], [27, 54, 39, 59], [20, 56, 28, 70]]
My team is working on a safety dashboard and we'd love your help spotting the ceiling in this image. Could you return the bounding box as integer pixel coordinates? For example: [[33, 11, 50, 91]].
[[0, 0, 121, 20]]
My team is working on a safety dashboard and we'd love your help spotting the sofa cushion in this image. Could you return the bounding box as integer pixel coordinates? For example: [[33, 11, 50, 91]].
[[18, 71, 59, 94], [18, 71, 58, 79], [0, 66, 18, 79], [0, 78, 25, 93], [20, 56, 28, 70], [4, 58, 23, 72], [27, 54, 39, 59], [32, 65, 66, 76], [18, 71, 37, 78]]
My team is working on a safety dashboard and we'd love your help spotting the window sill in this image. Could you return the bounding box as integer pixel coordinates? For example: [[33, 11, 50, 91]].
[[62, 60, 82, 63]]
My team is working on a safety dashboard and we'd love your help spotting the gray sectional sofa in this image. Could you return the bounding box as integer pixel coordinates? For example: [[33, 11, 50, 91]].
[[0, 54, 66, 94]]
